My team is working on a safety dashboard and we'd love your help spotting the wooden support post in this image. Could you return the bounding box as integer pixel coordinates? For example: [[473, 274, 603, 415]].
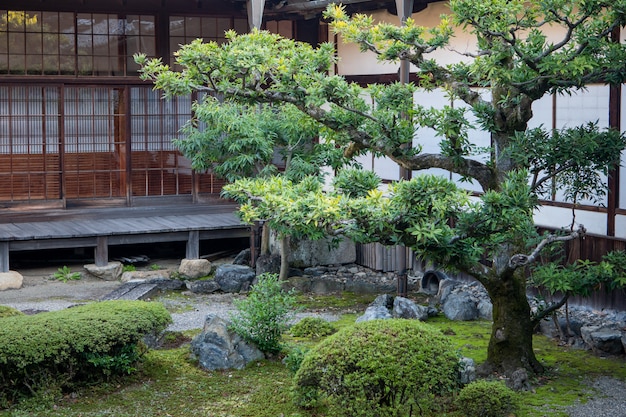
[[246, 0, 266, 30], [0, 242, 9, 273], [95, 236, 109, 267], [186, 230, 200, 260]]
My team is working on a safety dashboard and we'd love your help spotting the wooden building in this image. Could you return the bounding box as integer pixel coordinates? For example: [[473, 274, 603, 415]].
[[1, 0, 625, 288]]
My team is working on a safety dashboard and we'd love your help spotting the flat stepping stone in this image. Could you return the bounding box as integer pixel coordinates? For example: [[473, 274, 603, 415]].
[[101, 282, 159, 301]]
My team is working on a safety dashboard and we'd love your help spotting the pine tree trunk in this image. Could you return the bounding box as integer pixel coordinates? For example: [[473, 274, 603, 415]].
[[479, 271, 544, 375]]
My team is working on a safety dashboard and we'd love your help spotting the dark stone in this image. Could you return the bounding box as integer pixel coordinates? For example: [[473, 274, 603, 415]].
[[355, 305, 393, 323], [214, 264, 256, 293], [371, 294, 395, 309], [233, 249, 251, 265], [392, 296, 429, 321], [255, 254, 281, 276], [442, 293, 479, 321], [303, 267, 328, 276], [190, 314, 265, 371], [186, 279, 221, 294]]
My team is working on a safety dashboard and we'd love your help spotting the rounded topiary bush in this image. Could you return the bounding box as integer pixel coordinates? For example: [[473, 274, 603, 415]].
[[290, 317, 336, 338], [292, 319, 460, 417], [456, 380, 518, 417], [0, 305, 23, 318], [0, 300, 171, 408]]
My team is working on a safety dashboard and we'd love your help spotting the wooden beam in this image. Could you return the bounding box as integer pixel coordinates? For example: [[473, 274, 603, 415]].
[[0, 242, 9, 273], [186, 230, 200, 259], [247, 0, 266, 30], [95, 236, 109, 266]]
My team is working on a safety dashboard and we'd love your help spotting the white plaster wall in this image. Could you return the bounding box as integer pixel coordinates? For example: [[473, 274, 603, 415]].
[[614, 214, 626, 239], [533, 205, 607, 235]]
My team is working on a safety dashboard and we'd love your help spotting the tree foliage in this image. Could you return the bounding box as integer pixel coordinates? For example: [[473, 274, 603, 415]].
[[138, 0, 626, 376]]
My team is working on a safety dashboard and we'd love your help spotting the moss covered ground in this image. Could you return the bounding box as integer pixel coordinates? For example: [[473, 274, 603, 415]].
[[1, 293, 624, 417]]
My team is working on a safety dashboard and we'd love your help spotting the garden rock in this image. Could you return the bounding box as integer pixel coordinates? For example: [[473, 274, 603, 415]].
[[178, 258, 212, 279], [214, 264, 255, 293], [255, 254, 280, 276], [186, 279, 220, 294], [84, 261, 122, 281], [581, 325, 624, 355], [233, 248, 251, 265], [392, 296, 429, 320], [442, 293, 479, 321], [458, 357, 476, 385], [121, 270, 171, 283], [355, 304, 393, 322], [477, 299, 493, 320], [0, 271, 23, 291], [191, 314, 265, 371]]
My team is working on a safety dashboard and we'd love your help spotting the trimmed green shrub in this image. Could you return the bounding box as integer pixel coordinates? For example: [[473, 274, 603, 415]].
[[0, 305, 23, 318], [283, 344, 310, 375], [0, 300, 171, 408], [293, 319, 460, 417], [456, 380, 518, 417], [229, 273, 298, 354], [289, 317, 336, 338]]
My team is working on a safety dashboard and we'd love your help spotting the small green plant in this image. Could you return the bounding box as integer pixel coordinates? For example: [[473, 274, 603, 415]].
[[84, 343, 143, 377], [290, 317, 336, 338], [150, 264, 161, 271], [52, 266, 81, 283], [122, 264, 136, 272], [283, 345, 310, 375], [455, 380, 519, 417], [229, 273, 299, 354]]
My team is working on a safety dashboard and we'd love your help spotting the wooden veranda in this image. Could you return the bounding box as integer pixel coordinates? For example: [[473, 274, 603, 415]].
[[0, 203, 250, 272]]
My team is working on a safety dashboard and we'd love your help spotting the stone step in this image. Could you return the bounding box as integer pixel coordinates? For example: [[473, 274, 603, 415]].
[[100, 282, 160, 301]]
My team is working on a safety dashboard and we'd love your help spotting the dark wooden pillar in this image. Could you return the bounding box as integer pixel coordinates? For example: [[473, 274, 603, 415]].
[[607, 26, 621, 244], [186, 230, 200, 259], [0, 242, 9, 273], [95, 236, 109, 267]]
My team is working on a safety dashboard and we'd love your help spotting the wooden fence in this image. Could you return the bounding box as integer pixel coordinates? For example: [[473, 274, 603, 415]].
[[355, 232, 626, 311]]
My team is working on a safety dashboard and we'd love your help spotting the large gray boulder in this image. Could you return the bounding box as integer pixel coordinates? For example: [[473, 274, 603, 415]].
[[190, 314, 265, 371], [355, 305, 393, 323], [581, 325, 624, 355], [442, 293, 479, 321], [214, 264, 255, 293], [392, 296, 429, 321]]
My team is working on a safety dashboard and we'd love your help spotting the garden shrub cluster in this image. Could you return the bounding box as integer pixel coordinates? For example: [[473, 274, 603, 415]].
[[0, 300, 171, 408], [293, 319, 460, 417], [289, 317, 336, 338], [229, 273, 298, 354], [456, 380, 519, 417]]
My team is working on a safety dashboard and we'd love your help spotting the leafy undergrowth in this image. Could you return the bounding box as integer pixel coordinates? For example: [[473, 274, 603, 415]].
[[1, 294, 625, 417]]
